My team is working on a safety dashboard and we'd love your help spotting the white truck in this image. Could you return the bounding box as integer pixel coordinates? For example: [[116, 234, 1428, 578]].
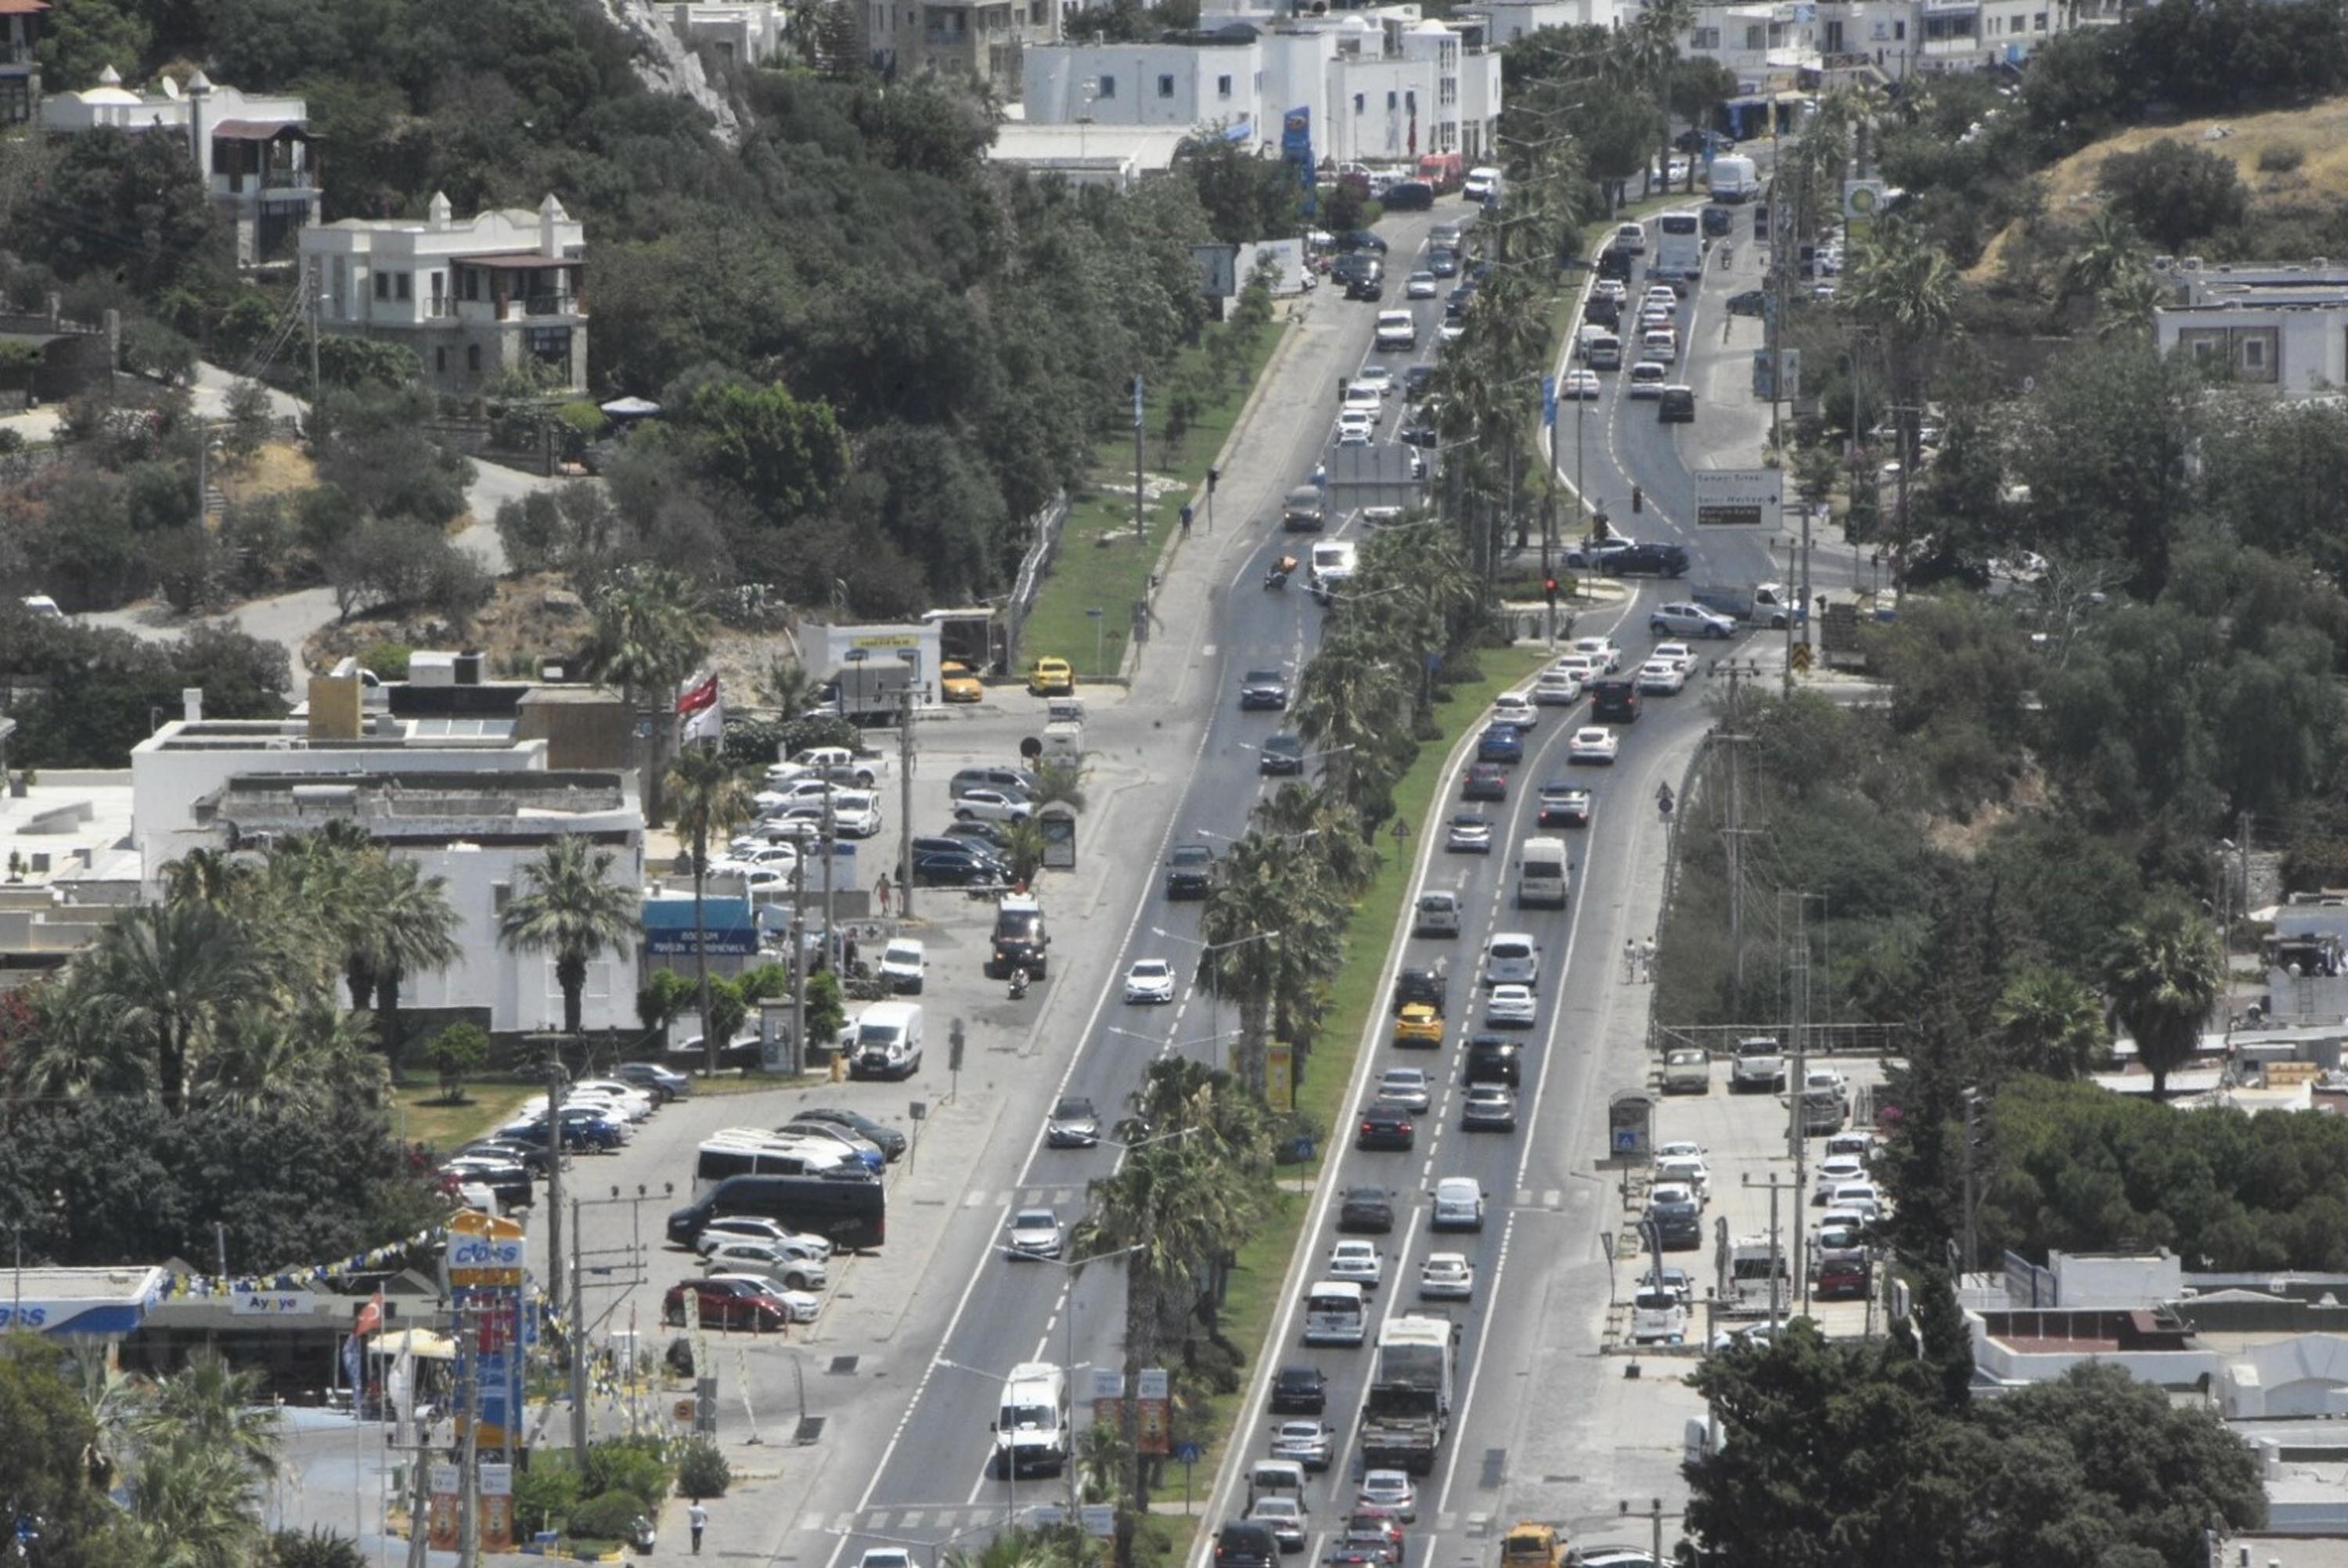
[[1360, 1313, 1460, 1476], [992, 1361, 1069, 1476], [1728, 1236, 1789, 1314], [1309, 539, 1359, 603]]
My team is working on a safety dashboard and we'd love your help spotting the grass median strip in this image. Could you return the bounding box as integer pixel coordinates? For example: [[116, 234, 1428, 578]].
[[1021, 319, 1281, 680], [1179, 646, 1548, 1496]]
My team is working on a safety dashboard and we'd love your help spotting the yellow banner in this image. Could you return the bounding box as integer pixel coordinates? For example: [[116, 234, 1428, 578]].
[[1266, 1043, 1295, 1113]]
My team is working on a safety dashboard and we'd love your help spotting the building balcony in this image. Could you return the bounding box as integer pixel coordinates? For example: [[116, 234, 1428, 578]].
[[925, 27, 971, 43]]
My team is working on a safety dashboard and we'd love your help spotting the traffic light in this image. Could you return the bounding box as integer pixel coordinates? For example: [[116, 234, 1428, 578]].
[[1543, 575, 1559, 606], [1631, 484, 1644, 513]]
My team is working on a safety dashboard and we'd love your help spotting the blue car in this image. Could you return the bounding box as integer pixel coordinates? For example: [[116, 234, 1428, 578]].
[[1476, 725, 1523, 764]]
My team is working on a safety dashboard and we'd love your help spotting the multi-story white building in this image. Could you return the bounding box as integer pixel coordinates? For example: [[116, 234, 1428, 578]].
[[129, 675, 644, 1037], [2154, 259, 2348, 397], [42, 66, 319, 267], [1670, 0, 2075, 81], [297, 192, 586, 397], [668, 1, 788, 63], [1021, 8, 1500, 172], [866, 0, 1063, 99]]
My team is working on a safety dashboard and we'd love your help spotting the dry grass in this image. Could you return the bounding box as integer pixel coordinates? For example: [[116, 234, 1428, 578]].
[[1972, 96, 2348, 282], [220, 439, 315, 502]]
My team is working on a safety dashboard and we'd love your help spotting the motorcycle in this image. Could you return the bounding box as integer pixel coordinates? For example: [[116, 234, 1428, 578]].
[[1007, 967, 1031, 1001], [1265, 553, 1298, 592], [630, 1516, 657, 1556]]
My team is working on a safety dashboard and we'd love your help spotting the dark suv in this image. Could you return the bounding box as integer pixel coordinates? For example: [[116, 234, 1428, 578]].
[[1392, 964, 1449, 1014], [1216, 1522, 1279, 1568], [1259, 734, 1305, 775], [1165, 843, 1215, 899], [1240, 669, 1291, 710], [1339, 1187, 1395, 1232], [1270, 1365, 1327, 1414], [1604, 542, 1691, 577], [1648, 1192, 1702, 1250], [1463, 1034, 1522, 1086]]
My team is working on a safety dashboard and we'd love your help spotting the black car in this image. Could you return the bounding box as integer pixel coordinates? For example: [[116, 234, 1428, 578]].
[[942, 818, 1013, 851], [1165, 843, 1215, 899], [1604, 542, 1691, 577], [1392, 964, 1449, 1014], [1259, 734, 1306, 775], [1462, 761, 1509, 801], [1241, 669, 1291, 710], [1463, 1034, 1522, 1086], [1658, 387, 1696, 424], [788, 1106, 907, 1161], [1339, 1186, 1395, 1233], [1046, 1096, 1101, 1149], [913, 833, 1007, 869], [1345, 264, 1385, 302], [1584, 295, 1621, 329], [1400, 415, 1439, 448], [1218, 1523, 1280, 1568], [1269, 1365, 1328, 1414], [1648, 1193, 1703, 1250], [1428, 246, 1460, 278], [460, 1138, 553, 1175], [1356, 1105, 1415, 1151], [1334, 228, 1388, 254], [912, 848, 996, 886], [1727, 289, 1769, 317], [1597, 246, 1634, 282], [1402, 364, 1435, 397], [1381, 180, 1435, 211], [1446, 285, 1475, 320]]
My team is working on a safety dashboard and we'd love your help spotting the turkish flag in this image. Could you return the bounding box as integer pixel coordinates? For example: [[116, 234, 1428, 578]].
[[353, 1289, 384, 1340], [675, 674, 719, 717]]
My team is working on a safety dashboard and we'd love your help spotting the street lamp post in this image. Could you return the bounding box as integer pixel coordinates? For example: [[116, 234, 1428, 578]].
[[1150, 926, 1277, 1081]]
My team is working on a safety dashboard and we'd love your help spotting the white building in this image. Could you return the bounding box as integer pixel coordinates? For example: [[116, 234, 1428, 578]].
[[42, 66, 319, 267], [129, 681, 643, 1037], [1021, 10, 1500, 171], [985, 119, 1197, 187], [297, 192, 586, 397], [1471, 0, 1629, 44], [866, 0, 1064, 99], [2154, 258, 2348, 397], [670, 1, 788, 63]]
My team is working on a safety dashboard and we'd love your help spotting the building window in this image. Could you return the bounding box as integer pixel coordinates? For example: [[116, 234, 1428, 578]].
[[435, 347, 447, 372], [430, 272, 445, 315], [467, 344, 481, 372], [1745, 23, 1764, 49], [2241, 335, 2268, 372], [2034, 10, 2047, 25], [373, 272, 389, 300], [394, 271, 412, 302], [1158, 73, 1174, 97], [1354, 92, 1365, 113], [1387, 90, 1397, 109], [1218, 74, 1233, 97], [1691, 25, 1719, 46], [1406, 89, 1416, 114], [1098, 74, 1115, 97], [1439, 76, 1456, 106], [1894, 20, 1906, 38]]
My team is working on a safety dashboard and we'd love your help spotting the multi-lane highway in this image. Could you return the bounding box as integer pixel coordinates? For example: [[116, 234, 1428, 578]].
[[814, 192, 1769, 1568]]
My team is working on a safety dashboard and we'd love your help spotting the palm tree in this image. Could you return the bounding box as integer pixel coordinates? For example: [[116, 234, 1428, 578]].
[[2104, 899, 2223, 1100], [157, 848, 252, 908], [2062, 208, 2145, 310], [87, 903, 266, 1114], [123, 1436, 264, 1568], [1842, 218, 1963, 576], [2095, 263, 2171, 340], [585, 566, 710, 825], [1291, 637, 1410, 811], [352, 854, 461, 1060], [131, 1353, 284, 1481], [8, 965, 153, 1101], [999, 817, 1050, 884], [668, 746, 757, 1074], [1031, 759, 1089, 811], [762, 658, 825, 718], [1992, 967, 2109, 1080], [499, 836, 643, 1040], [198, 999, 386, 1114]]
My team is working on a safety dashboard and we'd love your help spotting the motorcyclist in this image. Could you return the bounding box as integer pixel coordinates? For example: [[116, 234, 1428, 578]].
[[1008, 966, 1031, 1000]]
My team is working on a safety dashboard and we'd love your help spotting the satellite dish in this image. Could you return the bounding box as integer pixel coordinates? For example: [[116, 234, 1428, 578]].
[[160, 77, 181, 100]]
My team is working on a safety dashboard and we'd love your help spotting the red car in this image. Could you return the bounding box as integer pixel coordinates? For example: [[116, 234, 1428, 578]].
[[663, 1278, 790, 1332], [1461, 763, 1508, 801]]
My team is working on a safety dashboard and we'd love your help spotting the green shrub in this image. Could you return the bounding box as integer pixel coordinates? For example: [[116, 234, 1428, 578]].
[[676, 1439, 733, 1499], [271, 1528, 367, 1568], [421, 1023, 491, 1100], [566, 1493, 647, 1542], [359, 642, 413, 681], [2258, 142, 2306, 173], [581, 1437, 672, 1510], [513, 1463, 582, 1536]]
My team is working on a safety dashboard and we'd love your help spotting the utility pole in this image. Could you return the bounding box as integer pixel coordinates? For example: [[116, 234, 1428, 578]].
[[1788, 894, 1812, 1314], [544, 1056, 566, 1379], [821, 787, 838, 973], [1619, 1499, 1668, 1568], [1745, 1170, 1800, 1330], [790, 847, 808, 1074], [1715, 664, 1757, 1006], [459, 1301, 481, 1568], [307, 268, 322, 410], [897, 689, 917, 922], [569, 1196, 590, 1458], [1960, 1087, 1986, 1279], [1131, 376, 1146, 541]]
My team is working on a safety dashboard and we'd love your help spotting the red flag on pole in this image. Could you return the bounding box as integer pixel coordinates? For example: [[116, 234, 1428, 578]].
[[353, 1289, 384, 1340], [675, 674, 719, 717]]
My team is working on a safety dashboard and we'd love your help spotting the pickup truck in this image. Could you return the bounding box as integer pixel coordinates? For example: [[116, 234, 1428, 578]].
[[1729, 1035, 1786, 1094], [1691, 581, 1808, 629]]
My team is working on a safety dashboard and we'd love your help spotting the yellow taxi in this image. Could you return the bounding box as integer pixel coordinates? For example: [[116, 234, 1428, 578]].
[[940, 660, 983, 703], [1394, 1002, 1444, 1049], [1028, 657, 1076, 696]]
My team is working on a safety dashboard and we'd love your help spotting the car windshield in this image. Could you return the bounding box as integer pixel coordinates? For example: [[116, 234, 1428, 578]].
[[1051, 1099, 1093, 1121], [1132, 961, 1169, 979], [1172, 846, 1211, 867], [1014, 1210, 1055, 1229]]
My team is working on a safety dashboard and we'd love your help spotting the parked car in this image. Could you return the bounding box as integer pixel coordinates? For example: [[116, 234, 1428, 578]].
[[611, 1062, 691, 1102], [662, 1277, 790, 1332]]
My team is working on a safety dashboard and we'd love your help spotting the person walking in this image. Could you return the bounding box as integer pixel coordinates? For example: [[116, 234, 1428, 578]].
[[689, 1500, 708, 1555], [1640, 937, 1657, 984], [874, 872, 892, 918]]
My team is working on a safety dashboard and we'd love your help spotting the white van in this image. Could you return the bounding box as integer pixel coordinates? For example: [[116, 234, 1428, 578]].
[[1640, 327, 1680, 364], [993, 1361, 1069, 1476], [1043, 718, 1084, 763], [1413, 890, 1461, 937], [1482, 932, 1540, 988], [1515, 837, 1570, 909], [1583, 332, 1623, 371], [1303, 1281, 1368, 1347], [849, 1001, 924, 1081], [1247, 1458, 1308, 1509], [1374, 311, 1418, 351], [1709, 153, 1759, 202]]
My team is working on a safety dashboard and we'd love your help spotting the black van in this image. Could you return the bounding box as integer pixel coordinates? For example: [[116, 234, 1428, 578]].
[[668, 1171, 886, 1251], [1590, 677, 1642, 723], [1381, 180, 1435, 211]]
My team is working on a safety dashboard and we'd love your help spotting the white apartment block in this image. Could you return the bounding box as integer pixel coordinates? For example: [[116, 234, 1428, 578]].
[[1473, 0, 1632, 43], [1667, 0, 2071, 82], [43, 66, 319, 267], [298, 192, 586, 397], [866, 0, 1062, 98], [669, 1, 789, 63], [2154, 259, 2348, 397], [1021, 10, 1500, 172]]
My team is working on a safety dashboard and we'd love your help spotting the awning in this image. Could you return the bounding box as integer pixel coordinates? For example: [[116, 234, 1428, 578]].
[[455, 252, 575, 270], [208, 119, 308, 141], [369, 1327, 456, 1361], [599, 396, 661, 417]]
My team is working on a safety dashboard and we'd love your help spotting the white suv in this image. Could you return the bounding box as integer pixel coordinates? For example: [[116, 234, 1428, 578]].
[[1482, 932, 1540, 989], [1374, 311, 1418, 351]]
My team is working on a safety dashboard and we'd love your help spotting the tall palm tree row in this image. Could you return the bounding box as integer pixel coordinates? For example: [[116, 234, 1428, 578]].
[[668, 744, 758, 1073], [585, 565, 711, 827]]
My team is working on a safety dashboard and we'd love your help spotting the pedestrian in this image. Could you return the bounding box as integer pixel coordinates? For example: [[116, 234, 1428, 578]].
[[844, 933, 860, 973], [689, 1501, 708, 1555], [1640, 937, 1657, 984], [1624, 939, 1639, 983], [874, 872, 892, 917]]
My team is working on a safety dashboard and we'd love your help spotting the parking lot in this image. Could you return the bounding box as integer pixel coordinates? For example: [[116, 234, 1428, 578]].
[[1604, 1049, 1894, 1350]]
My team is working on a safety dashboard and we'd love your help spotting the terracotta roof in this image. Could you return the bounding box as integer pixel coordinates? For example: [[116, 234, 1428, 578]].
[[0, 2, 51, 13]]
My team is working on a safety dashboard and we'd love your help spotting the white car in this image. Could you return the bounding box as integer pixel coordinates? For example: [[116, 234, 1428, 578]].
[[1354, 363, 1396, 396], [1637, 659, 1688, 695], [1343, 383, 1384, 415], [1440, 321, 1466, 343], [1358, 1469, 1419, 1522], [1327, 1239, 1385, 1289], [1594, 279, 1628, 303], [1613, 221, 1647, 254], [1561, 369, 1601, 400], [954, 788, 1033, 823], [1337, 407, 1377, 440], [568, 1080, 657, 1119], [1007, 1207, 1065, 1259], [1337, 423, 1374, 448], [1375, 1067, 1432, 1114], [1484, 984, 1537, 1029], [1626, 361, 1669, 398], [1813, 1157, 1868, 1204], [1124, 958, 1176, 1005], [1463, 165, 1501, 201], [860, 1552, 915, 1568], [1551, 653, 1598, 684], [879, 938, 926, 993], [1405, 271, 1439, 299], [1374, 310, 1417, 351], [1572, 637, 1623, 673], [1418, 1251, 1476, 1301], [1652, 641, 1698, 672], [1643, 285, 1679, 308], [829, 793, 884, 837], [1568, 726, 1620, 764], [757, 779, 835, 810], [1491, 692, 1538, 729], [695, 1218, 832, 1258], [1532, 671, 1583, 706], [708, 861, 790, 894], [1655, 1155, 1710, 1201], [701, 1240, 828, 1291]]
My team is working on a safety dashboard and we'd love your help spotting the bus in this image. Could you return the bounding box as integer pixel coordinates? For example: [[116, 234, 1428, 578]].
[[1653, 210, 1703, 282], [693, 1131, 852, 1198]]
